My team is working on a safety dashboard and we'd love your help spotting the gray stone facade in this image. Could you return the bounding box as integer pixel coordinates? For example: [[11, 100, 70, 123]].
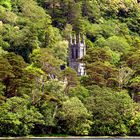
[[68, 34, 86, 76]]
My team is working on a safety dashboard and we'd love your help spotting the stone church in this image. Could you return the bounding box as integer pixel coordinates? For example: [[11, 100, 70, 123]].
[[68, 34, 86, 76]]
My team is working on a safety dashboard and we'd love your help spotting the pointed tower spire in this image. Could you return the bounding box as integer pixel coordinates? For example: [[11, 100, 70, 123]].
[[68, 32, 86, 76], [82, 34, 85, 45], [74, 34, 76, 44], [69, 34, 72, 45], [78, 33, 81, 44]]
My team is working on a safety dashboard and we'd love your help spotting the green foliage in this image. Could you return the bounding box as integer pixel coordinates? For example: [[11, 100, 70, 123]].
[[62, 68, 79, 93], [0, 55, 13, 81], [126, 50, 140, 71], [104, 46, 121, 65], [130, 111, 140, 135], [0, 97, 44, 136], [58, 97, 92, 135], [38, 101, 57, 127], [0, 82, 5, 95], [0, 0, 140, 137], [30, 48, 62, 76], [129, 76, 140, 94], [106, 36, 131, 53], [85, 86, 133, 136], [0, 6, 17, 24], [0, 53, 31, 97], [0, 82, 5, 103], [85, 62, 118, 87], [68, 85, 89, 102], [0, 0, 12, 10]]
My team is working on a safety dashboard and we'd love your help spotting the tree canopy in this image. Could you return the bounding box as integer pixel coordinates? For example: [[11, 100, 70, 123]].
[[0, 0, 140, 136]]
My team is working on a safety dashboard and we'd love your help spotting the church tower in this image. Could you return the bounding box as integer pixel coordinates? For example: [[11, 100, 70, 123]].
[[68, 34, 86, 76]]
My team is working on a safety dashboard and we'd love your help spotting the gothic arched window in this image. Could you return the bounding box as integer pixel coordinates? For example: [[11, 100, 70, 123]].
[[71, 48, 74, 59], [76, 49, 78, 59]]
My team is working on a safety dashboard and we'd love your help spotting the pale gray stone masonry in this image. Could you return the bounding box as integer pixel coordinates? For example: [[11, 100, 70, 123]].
[[68, 34, 86, 76]]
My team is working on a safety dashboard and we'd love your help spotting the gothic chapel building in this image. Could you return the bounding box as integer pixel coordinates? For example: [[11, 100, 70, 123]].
[[68, 34, 86, 76]]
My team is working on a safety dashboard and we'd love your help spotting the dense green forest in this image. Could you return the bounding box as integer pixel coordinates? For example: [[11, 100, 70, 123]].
[[0, 0, 140, 136]]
